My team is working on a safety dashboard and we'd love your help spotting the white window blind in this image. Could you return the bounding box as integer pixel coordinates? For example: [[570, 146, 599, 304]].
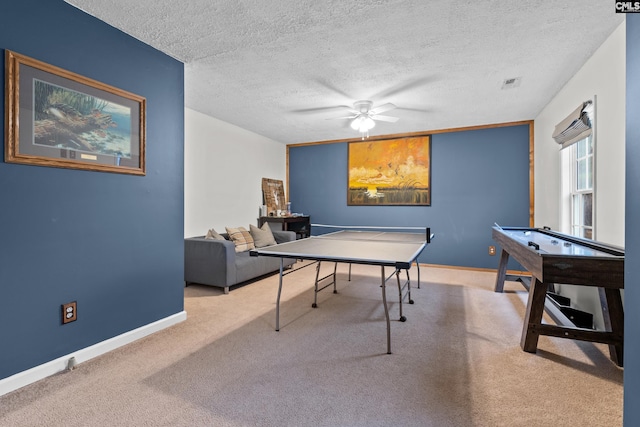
[[552, 100, 594, 149]]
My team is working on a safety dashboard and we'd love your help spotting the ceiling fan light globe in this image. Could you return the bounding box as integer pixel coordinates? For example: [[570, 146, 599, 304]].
[[362, 117, 375, 131], [350, 115, 376, 133]]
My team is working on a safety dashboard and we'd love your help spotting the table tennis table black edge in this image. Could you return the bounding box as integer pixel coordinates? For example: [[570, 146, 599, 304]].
[[249, 231, 434, 269], [249, 246, 426, 270]]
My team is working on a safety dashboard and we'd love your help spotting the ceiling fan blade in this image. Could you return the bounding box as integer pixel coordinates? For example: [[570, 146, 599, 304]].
[[326, 115, 358, 120], [372, 76, 435, 99], [371, 115, 399, 123], [291, 105, 353, 114], [311, 78, 353, 99], [369, 103, 396, 116], [394, 106, 431, 113], [291, 105, 358, 114]]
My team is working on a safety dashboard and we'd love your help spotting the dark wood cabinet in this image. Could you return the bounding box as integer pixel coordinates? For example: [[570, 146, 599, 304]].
[[259, 216, 310, 239]]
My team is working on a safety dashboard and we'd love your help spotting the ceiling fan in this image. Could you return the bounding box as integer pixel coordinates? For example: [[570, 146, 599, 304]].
[[331, 100, 399, 139]]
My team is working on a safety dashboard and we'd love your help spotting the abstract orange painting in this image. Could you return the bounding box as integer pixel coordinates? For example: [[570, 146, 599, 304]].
[[348, 136, 431, 205]]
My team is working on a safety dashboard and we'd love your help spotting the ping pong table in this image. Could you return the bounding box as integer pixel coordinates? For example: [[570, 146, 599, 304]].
[[249, 227, 433, 354]]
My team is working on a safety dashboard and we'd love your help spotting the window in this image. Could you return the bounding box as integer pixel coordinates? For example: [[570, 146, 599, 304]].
[[570, 135, 594, 239]]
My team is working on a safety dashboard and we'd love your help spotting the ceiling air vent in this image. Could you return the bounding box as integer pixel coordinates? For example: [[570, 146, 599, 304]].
[[502, 77, 522, 89]]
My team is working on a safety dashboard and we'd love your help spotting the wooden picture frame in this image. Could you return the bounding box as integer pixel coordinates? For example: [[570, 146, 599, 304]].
[[262, 178, 286, 216], [5, 50, 146, 175], [348, 136, 431, 206]]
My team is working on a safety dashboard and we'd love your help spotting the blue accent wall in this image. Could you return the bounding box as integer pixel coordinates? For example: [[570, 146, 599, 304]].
[[0, 1, 184, 379], [625, 15, 640, 426], [289, 124, 530, 269]]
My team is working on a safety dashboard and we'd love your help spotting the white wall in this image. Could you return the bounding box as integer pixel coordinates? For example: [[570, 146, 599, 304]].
[[534, 22, 626, 329], [184, 108, 287, 237], [535, 22, 626, 245]]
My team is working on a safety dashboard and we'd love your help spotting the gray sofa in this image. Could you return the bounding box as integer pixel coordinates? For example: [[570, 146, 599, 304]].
[[184, 230, 296, 294]]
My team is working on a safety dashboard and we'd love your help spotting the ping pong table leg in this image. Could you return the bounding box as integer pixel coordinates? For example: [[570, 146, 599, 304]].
[[405, 268, 413, 305], [332, 262, 338, 293], [395, 269, 406, 322], [312, 261, 322, 308], [381, 266, 391, 354], [416, 260, 421, 289], [275, 258, 284, 331]]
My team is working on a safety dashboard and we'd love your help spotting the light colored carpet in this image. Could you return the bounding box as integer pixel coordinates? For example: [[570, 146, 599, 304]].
[[0, 263, 623, 426]]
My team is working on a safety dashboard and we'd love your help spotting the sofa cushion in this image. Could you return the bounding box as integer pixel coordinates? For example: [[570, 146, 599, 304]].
[[225, 226, 256, 252], [249, 223, 277, 248], [204, 228, 225, 240]]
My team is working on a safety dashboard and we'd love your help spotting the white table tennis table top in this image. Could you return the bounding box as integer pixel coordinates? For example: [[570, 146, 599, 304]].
[[251, 229, 432, 269]]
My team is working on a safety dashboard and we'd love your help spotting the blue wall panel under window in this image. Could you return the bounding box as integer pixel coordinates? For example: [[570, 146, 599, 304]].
[[0, 0, 184, 380], [289, 125, 530, 269]]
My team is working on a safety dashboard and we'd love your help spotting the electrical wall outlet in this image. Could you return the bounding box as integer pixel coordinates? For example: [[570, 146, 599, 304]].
[[488, 245, 497, 256], [62, 301, 77, 324]]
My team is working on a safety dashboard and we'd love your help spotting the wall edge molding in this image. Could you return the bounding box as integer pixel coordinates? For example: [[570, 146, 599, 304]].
[[0, 311, 187, 397], [287, 120, 534, 147], [418, 263, 530, 276]]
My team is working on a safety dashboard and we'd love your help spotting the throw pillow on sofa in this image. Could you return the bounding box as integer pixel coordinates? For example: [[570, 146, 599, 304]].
[[225, 226, 256, 252], [205, 228, 225, 240], [249, 222, 277, 248]]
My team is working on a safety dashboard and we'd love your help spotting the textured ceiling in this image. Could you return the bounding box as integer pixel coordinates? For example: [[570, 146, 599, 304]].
[[65, 0, 623, 144]]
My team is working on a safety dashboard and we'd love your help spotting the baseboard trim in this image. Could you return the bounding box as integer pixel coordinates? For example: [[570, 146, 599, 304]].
[[418, 262, 530, 276], [0, 310, 187, 397]]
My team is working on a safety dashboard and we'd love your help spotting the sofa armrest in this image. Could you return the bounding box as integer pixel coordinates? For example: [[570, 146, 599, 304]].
[[184, 237, 237, 287], [272, 230, 296, 244]]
